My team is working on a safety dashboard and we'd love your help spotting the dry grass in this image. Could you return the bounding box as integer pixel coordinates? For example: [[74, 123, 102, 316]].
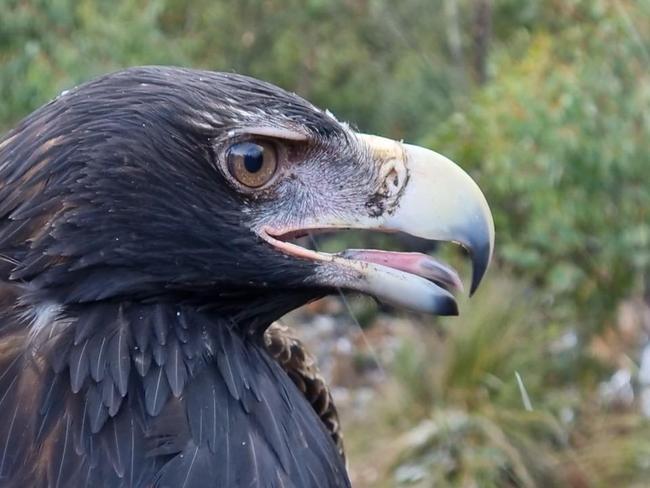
[[341, 275, 650, 487]]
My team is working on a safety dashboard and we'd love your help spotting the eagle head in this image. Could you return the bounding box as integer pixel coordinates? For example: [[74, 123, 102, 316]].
[[0, 67, 494, 329]]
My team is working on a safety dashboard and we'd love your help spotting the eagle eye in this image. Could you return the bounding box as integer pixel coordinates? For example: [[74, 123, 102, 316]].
[[226, 141, 278, 188]]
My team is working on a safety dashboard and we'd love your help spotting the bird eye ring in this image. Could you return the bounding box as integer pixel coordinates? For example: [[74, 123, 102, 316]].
[[225, 140, 278, 188]]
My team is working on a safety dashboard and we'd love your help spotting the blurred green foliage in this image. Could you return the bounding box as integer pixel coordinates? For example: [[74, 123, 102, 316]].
[[1, 0, 649, 486], [0, 0, 462, 138], [430, 0, 650, 333], [373, 277, 650, 487]]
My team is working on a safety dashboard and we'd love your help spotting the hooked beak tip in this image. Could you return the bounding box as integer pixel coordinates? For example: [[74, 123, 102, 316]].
[[470, 241, 493, 296]]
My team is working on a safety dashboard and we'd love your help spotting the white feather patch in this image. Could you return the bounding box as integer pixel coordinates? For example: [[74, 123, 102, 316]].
[[27, 302, 69, 345]]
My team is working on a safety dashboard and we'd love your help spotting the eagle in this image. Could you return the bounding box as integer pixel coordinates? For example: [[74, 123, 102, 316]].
[[0, 67, 494, 487]]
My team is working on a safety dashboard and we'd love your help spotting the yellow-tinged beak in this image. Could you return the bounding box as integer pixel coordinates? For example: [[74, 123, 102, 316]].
[[359, 134, 495, 295], [261, 133, 495, 315]]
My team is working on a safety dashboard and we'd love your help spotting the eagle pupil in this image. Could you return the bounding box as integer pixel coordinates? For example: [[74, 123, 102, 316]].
[[226, 140, 277, 188], [241, 144, 264, 173]]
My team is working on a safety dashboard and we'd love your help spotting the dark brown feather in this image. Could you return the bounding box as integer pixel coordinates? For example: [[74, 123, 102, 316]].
[[263, 322, 346, 461], [0, 66, 353, 487]]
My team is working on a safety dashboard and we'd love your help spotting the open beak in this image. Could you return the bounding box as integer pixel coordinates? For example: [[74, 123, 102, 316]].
[[262, 134, 495, 315]]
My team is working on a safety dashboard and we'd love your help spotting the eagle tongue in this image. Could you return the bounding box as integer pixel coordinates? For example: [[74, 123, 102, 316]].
[[338, 249, 464, 293]]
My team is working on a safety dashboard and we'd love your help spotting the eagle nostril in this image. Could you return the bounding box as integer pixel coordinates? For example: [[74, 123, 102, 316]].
[[379, 159, 406, 198], [388, 169, 399, 188]]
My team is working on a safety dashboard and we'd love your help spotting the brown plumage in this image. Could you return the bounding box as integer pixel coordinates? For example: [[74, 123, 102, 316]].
[[264, 323, 345, 460], [0, 66, 493, 487], [0, 67, 355, 488]]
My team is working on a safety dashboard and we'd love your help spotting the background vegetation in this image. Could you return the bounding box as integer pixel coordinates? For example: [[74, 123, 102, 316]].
[[1, 0, 649, 486]]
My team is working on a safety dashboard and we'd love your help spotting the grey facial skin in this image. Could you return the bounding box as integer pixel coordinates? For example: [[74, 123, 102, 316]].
[[255, 133, 494, 316]]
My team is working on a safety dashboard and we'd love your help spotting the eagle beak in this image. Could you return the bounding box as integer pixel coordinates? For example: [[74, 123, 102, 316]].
[[360, 134, 495, 295], [323, 134, 494, 315], [262, 134, 495, 316]]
